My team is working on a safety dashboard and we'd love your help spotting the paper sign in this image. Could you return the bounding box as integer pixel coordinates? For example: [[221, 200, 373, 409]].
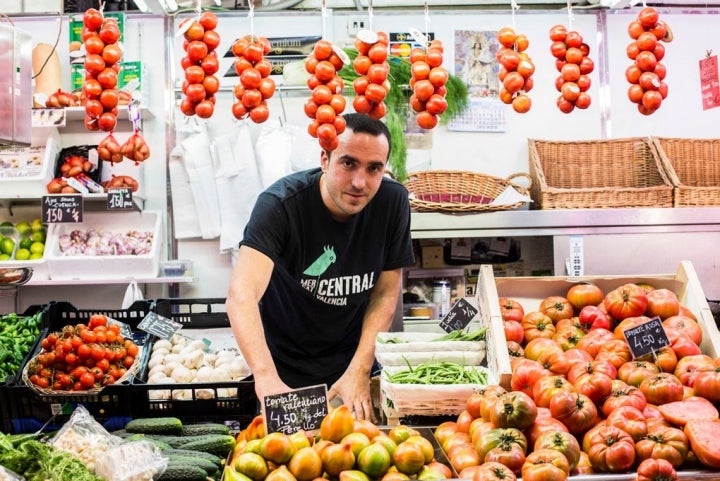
[[263, 384, 329, 435], [107, 188, 134, 210], [439, 298, 479, 333], [42, 195, 83, 223], [699, 54, 720, 110], [138, 312, 183, 340], [622, 316, 670, 359]]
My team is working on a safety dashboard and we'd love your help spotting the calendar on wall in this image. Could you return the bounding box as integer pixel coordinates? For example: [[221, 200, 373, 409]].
[[448, 97, 508, 132]]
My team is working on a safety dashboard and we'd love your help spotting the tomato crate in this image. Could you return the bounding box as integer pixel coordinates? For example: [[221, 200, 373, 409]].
[[131, 298, 257, 430], [4, 301, 156, 433], [477, 260, 720, 359]]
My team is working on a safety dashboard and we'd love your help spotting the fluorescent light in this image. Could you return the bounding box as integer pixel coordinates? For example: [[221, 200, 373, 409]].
[[214, 0, 222, 5], [162, 0, 179, 11], [134, 0, 178, 13], [133, 0, 150, 12]]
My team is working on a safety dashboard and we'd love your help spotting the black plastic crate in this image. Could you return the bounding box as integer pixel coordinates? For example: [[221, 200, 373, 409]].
[[1, 305, 47, 386], [7, 301, 156, 433], [132, 298, 257, 429], [7, 383, 133, 433], [0, 382, 9, 434]]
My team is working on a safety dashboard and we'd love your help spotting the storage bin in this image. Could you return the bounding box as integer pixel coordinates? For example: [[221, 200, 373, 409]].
[[45, 210, 162, 280], [528, 137, 674, 209], [651, 137, 720, 207], [0, 128, 59, 198], [132, 298, 257, 430]]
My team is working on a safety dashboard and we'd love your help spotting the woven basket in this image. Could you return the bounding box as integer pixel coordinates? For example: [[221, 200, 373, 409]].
[[403, 170, 531, 213], [528, 137, 674, 209], [651, 137, 720, 207]]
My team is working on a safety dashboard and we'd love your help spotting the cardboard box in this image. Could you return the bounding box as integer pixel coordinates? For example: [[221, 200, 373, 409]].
[[421, 245, 444, 268], [475, 261, 720, 388]]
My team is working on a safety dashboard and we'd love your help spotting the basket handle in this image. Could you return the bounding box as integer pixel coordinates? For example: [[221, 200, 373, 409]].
[[505, 172, 533, 190]]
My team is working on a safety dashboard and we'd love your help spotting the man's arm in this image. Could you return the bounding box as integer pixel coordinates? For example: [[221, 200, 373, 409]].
[[226, 245, 290, 402], [328, 267, 403, 421]]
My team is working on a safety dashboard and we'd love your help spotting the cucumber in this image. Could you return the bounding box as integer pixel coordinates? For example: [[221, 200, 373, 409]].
[[126, 417, 184, 435], [157, 463, 208, 481], [181, 423, 231, 436], [177, 434, 236, 457], [166, 455, 219, 475], [162, 449, 224, 466], [123, 434, 173, 450]]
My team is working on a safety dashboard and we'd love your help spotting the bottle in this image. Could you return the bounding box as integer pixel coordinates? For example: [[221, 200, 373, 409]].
[[432, 279, 451, 319]]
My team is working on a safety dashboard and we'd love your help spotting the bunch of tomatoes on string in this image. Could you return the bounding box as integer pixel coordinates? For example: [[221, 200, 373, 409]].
[[408, 35, 449, 130], [178, 11, 222, 119], [496, 26, 535, 114], [549, 24, 595, 113]]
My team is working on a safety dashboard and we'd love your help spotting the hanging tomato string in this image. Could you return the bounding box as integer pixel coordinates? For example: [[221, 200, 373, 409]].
[[497, 0, 534, 114]]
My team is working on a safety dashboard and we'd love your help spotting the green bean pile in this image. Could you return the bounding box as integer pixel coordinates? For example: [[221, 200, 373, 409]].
[[384, 361, 488, 385]]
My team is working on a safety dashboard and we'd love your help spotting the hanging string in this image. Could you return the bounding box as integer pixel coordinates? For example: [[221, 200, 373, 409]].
[[248, 0, 255, 39], [196, 0, 201, 16], [99, 0, 105, 12], [368, 0, 374, 32], [566, 0, 574, 30], [424, 0, 430, 45], [321, 0, 328, 40], [510, 0, 519, 30]]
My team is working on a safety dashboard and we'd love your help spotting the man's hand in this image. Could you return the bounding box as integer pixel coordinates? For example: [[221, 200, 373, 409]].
[[328, 369, 375, 422], [254, 374, 292, 405]]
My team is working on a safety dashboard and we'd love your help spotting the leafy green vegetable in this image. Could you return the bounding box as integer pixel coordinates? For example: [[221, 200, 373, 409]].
[[0, 435, 102, 481]]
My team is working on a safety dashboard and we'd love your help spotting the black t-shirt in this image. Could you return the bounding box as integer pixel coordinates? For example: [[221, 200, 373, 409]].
[[240, 168, 414, 389]]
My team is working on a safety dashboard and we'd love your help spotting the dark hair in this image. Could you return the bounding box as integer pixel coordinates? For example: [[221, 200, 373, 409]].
[[341, 113, 392, 160]]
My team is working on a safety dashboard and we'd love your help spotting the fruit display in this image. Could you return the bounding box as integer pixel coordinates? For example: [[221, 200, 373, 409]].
[[496, 26, 535, 114], [0, 218, 47, 261], [408, 39, 449, 130], [625, 6, 672, 115], [179, 11, 222, 119], [304, 39, 348, 152], [548, 25, 594, 113], [230, 34, 275, 124]]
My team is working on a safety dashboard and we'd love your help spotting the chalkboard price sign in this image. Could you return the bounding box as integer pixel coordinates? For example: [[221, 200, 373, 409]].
[[439, 298, 479, 333], [263, 384, 329, 435], [107, 188, 134, 210], [622, 316, 670, 359], [42, 195, 83, 223], [137, 312, 183, 340]]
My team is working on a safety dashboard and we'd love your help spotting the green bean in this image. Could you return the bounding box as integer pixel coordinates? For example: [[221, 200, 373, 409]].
[[385, 360, 487, 385]]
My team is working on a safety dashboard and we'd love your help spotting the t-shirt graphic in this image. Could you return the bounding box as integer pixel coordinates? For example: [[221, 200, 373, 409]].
[[300, 245, 375, 306]]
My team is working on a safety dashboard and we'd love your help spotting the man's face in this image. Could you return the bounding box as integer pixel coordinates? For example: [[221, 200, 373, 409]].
[[319, 128, 390, 222]]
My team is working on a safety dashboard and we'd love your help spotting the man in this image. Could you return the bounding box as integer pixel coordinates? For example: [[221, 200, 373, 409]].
[[227, 113, 414, 421]]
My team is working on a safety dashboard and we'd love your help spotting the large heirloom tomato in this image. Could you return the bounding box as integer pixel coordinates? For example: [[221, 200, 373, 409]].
[[578, 305, 611, 331], [484, 443, 526, 475], [476, 428, 528, 462], [639, 372, 684, 405], [635, 424, 689, 468], [472, 461, 517, 481], [548, 391, 598, 435], [583, 425, 636, 473], [534, 430, 582, 471], [489, 391, 538, 430], [510, 359, 549, 398], [573, 371, 614, 406], [663, 315, 703, 345], [566, 282, 605, 312], [522, 312, 556, 342], [521, 448, 570, 481], [618, 360, 660, 387], [692, 367, 720, 401], [673, 354, 714, 387], [532, 375, 574, 408], [636, 458, 678, 481], [604, 283, 648, 320], [606, 405, 647, 442], [644, 288, 680, 320], [499, 297, 525, 322], [539, 296, 574, 322]]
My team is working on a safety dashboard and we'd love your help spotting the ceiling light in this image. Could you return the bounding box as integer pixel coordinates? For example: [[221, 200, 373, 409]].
[[132, 0, 178, 13]]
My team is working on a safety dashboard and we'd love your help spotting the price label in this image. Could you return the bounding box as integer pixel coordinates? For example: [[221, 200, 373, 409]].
[[622, 316, 670, 359], [107, 188, 134, 210], [263, 384, 329, 435], [439, 298, 479, 333], [137, 312, 183, 340], [42, 195, 83, 223]]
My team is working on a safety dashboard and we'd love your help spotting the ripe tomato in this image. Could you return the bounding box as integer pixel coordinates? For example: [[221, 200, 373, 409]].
[[504, 320, 525, 344], [84, 34, 105, 55], [202, 30, 220, 52], [645, 288, 680, 319], [99, 89, 119, 109], [549, 391, 598, 435], [522, 312, 556, 342], [415, 111, 438, 130], [604, 283, 648, 320], [368, 43, 388, 64], [472, 461, 516, 481], [84, 53, 106, 75], [200, 54, 219, 76], [258, 77, 276, 100], [425, 48, 443, 68], [367, 63, 389, 84], [99, 24, 120, 45], [97, 112, 117, 131], [534, 431, 581, 471], [636, 458, 679, 481], [183, 21, 205, 42], [413, 79, 435, 102], [364, 83, 387, 104], [557, 96, 574, 113], [532, 375, 574, 408], [522, 449, 570, 481], [424, 94, 447, 116], [428, 67, 449, 87], [353, 55, 372, 76], [549, 24, 568, 42], [497, 26, 517, 48], [602, 379, 647, 417], [240, 68, 262, 90], [618, 360, 660, 387], [638, 7, 660, 28], [636, 425, 688, 469], [199, 11, 218, 31], [101, 43, 122, 65], [499, 297, 524, 322], [584, 425, 636, 472], [512, 93, 531, 114], [606, 405, 648, 442], [83, 8, 104, 31]]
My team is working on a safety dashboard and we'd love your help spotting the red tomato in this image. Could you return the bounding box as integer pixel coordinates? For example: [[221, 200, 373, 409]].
[[578, 305, 611, 331], [584, 425, 636, 472], [618, 360, 660, 387], [499, 298, 525, 322], [549, 390, 598, 435], [595, 338, 633, 370], [636, 458, 678, 481], [552, 325, 583, 351], [532, 375, 574, 408], [510, 358, 550, 398], [639, 372, 685, 405], [475, 427, 527, 462], [521, 449, 570, 481], [573, 371, 613, 406], [602, 379, 647, 417], [522, 312, 556, 342], [663, 315, 703, 345], [606, 405, 648, 442], [566, 283, 604, 312], [504, 320, 525, 344], [673, 354, 714, 387], [489, 391, 538, 430], [83, 8, 104, 31], [567, 359, 617, 385], [604, 283, 648, 320], [635, 424, 689, 468], [645, 288, 680, 319], [692, 368, 720, 401], [534, 430, 581, 471], [472, 461, 517, 481]]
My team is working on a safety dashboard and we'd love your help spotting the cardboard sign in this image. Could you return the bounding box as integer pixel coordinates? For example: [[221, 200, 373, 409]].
[[439, 298, 479, 333], [138, 312, 183, 340], [622, 316, 670, 359], [42, 195, 83, 223], [107, 188, 134, 210], [699, 54, 720, 110], [263, 384, 329, 435]]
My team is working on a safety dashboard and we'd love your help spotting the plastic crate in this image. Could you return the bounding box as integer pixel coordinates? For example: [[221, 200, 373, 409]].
[[6, 301, 155, 433], [132, 298, 257, 429]]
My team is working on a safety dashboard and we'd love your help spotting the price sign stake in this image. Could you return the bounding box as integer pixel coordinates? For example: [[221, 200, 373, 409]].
[[42, 195, 83, 223], [622, 316, 670, 359], [107, 187, 134, 210], [263, 384, 329, 435], [439, 298, 479, 333], [138, 312, 183, 340]]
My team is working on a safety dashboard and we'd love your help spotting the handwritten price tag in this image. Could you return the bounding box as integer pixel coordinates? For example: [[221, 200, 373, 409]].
[[42, 195, 83, 223], [622, 316, 670, 359], [137, 312, 183, 340], [439, 298, 479, 333], [107, 188, 134, 210], [263, 384, 329, 435]]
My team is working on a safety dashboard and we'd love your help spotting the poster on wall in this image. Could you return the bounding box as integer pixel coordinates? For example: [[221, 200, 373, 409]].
[[699, 53, 720, 111], [448, 30, 507, 132]]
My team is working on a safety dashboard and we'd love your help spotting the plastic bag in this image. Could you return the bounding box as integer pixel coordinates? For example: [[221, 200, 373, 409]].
[[0, 466, 25, 481], [95, 440, 168, 481], [47, 405, 122, 472]]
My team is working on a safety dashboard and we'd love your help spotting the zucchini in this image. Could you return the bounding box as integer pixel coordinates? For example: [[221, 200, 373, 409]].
[[123, 434, 172, 450], [157, 463, 208, 481], [178, 434, 236, 457], [126, 417, 184, 435], [166, 455, 219, 475], [162, 449, 224, 466], [181, 423, 231, 436]]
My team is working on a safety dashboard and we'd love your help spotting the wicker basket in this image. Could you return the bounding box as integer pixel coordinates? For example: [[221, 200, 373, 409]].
[[528, 137, 674, 209], [403, 170, 531, 213], [651, 137, 720, 207]]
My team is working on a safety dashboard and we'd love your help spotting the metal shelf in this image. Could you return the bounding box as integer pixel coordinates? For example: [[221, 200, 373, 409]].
[[22, 276, 196, 286]]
